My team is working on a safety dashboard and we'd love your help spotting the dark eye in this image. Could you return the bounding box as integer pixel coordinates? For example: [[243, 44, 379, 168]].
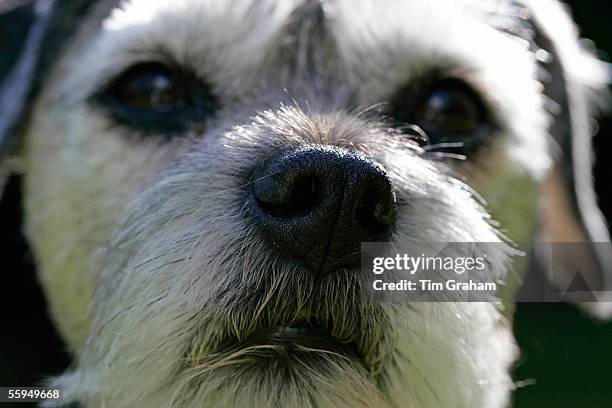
[[414, 82, 484, 137], [112, 63, 187, 112], [415, 81, 483, 135], [97, 62, 218, 136], [389, 79, 487, 139]]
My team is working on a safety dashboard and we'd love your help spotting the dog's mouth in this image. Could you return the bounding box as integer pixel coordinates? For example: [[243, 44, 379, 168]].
[[187, 293, 392, 375], [190, 271, 390, 372]]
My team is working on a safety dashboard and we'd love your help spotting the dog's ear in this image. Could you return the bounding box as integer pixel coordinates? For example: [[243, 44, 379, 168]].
[[0, 0, 106, 199], [516, 0, 612, 314], [0, 0, 57, 198]]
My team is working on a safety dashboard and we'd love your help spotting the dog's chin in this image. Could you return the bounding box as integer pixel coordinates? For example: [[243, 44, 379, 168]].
[[193, 291, 375, 375], [176, 262, 389, 399], [178, 332, 384, 408], [175, 289, 387, 407]]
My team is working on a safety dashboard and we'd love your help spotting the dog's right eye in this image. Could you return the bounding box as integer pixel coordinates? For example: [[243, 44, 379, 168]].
[[96, 62, 219, 136], [110, 63, 187, 112]]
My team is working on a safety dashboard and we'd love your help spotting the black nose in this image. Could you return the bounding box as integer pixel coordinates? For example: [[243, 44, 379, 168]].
[[249, 145, 396, 275]]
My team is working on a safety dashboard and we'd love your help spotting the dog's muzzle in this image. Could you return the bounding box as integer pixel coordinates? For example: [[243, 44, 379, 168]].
[[249, 145, 397, 275]]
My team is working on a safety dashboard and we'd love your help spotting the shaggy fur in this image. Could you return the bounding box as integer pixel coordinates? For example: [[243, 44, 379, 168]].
[[45, 108, 516, 407], [0, 0, 607, 407]]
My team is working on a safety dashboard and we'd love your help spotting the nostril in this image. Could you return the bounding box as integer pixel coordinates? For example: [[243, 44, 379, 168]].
[[356, 184, 396, 235], [256, 174, 322, 218]]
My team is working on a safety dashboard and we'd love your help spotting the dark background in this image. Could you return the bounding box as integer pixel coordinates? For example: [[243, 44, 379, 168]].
[[1, 1, 612, 407]]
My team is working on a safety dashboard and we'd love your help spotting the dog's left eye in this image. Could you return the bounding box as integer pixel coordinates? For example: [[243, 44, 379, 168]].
[[390, 79, 488, 151], [96, 62, 218, 136], [415, 83, 482, 135]]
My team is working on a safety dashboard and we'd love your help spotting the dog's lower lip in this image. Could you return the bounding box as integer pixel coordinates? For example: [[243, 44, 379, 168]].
[[247, 324, 359, 355], [253, 326, 327, 341]]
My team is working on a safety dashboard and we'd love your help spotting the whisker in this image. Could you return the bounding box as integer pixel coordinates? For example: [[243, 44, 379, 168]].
[[426, 152, 467, 161], [238, 168, 286, 188], [350, 102, 388, 119], [423, 142, 464, 151]]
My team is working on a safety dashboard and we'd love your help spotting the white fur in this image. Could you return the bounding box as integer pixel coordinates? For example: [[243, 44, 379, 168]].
[[40, 108, 517, 407], [18, 0, 604, 406]]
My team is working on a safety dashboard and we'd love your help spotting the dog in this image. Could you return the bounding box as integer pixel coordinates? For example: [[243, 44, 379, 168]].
[[0, 0, 610, 406]]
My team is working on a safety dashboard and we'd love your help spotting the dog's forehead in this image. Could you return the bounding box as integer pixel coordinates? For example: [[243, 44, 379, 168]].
[[98, 0, 514, 66], [64, 0, 538, 101]]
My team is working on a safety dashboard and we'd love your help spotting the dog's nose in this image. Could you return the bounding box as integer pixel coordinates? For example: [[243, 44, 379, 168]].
[[250, 145, 396, 274]]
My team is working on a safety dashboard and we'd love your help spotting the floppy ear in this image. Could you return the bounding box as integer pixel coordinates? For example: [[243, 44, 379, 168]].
[[0, 0, 106, 200], [0, 0, 56, 199], [515, 0, 612, 315]]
